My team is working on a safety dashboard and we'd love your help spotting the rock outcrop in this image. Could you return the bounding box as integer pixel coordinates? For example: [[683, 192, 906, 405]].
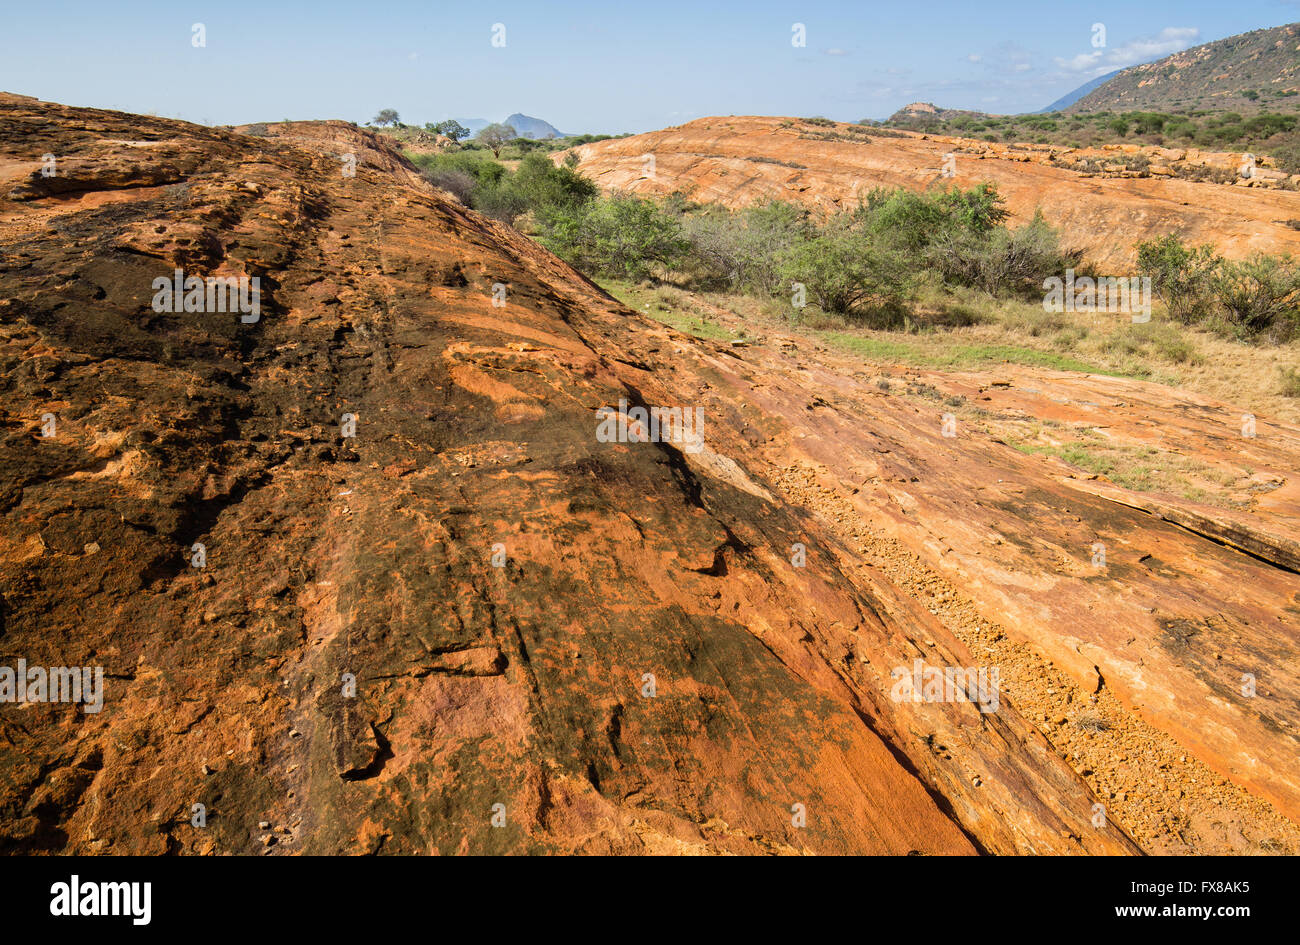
[[562, 115, 1300, 269], [1, 94, 1295, 855]]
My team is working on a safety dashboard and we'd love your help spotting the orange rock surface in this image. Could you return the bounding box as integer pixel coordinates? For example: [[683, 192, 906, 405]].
[[565, 115, 1300, 269], [2, 95, 1296, 855]]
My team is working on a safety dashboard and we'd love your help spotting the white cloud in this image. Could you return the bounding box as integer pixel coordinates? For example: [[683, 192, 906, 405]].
[[980, 41, 1035, 76], [1055, 26, 1200, 77]]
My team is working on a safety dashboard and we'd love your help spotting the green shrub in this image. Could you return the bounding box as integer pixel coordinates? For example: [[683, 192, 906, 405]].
[[925, 209, 1069, 296], [1131, 113, 1166, 135], [855, 183, 1008, 261], [679, 201, 808, 293], [1280, 366, 1300, 397], [502, 152, 598, 225], [780, 213, 913, 315], [508, 137, 546, 153], [546, 194, 688, 281], [1211, 253, 1300, 337], [1147, 324, 1199, 363], [859, 188, 955, 254], [412, 151, 507, 189], [413, 150, 595, 226], [1136, 234, 1222, 322], [425, 168, 477, 204]]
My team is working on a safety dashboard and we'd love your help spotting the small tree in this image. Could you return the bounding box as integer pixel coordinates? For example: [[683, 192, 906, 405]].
[[478, 123, 518, 157], [432, 120, 471, 143], [546, 194, 687, 281], [780, 214, 912, 315], [511, 137, 546, 153], [372, 109, 400, 127], [1212, 253, 1300, 336], [1136, 234, 1222, 322]]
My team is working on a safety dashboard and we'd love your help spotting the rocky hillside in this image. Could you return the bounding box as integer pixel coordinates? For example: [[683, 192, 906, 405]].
[[886, 102, 988, 129], [1067, 23, 1300, 114], [564, 115, 1300, 268], [1, 94, 1297, 855]]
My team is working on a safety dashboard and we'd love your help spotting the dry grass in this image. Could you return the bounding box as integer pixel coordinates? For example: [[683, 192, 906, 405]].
[[604, 277, 1298, 507], [608, 279, 1300, 426], [991, 421, 1251, 507]]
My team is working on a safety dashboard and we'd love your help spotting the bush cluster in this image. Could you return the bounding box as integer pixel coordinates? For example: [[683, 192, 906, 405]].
[[413, 144, 1297, 346], [1137, 233, 1300, 340], [673, 184, 1072, 318], [411, 151, 596, 229]]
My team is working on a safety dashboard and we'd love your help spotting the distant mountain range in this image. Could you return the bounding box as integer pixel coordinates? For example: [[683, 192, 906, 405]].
[[452, 113, 569, 139], [1039, 70, 1121, 113]]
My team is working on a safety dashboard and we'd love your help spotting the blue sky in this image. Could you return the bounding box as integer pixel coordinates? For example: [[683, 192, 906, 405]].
[[2, 1, 1299, 132]]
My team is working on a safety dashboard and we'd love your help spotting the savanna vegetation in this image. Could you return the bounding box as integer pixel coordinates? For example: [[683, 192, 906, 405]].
[[1137, 234, 1300, 342], [886, 108, 1300, 175], [403, 142, 1299, 416]]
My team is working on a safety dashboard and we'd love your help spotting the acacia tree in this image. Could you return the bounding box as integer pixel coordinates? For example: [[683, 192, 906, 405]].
[[477, 122, 518, 157], [432, 120, 471, 143], [372, 109, 400, 127]]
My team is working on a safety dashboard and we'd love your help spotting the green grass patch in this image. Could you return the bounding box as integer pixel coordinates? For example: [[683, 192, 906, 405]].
[[600, 279, 733, 341], [818, 332, 1117, 374]]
